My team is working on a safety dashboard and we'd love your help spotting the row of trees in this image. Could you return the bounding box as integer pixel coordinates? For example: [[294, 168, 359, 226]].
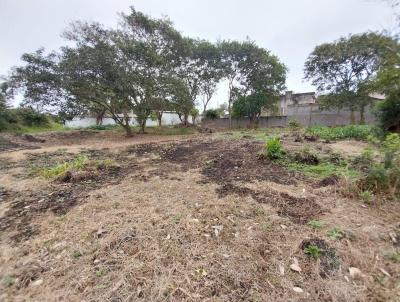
[[1, 7, 287, 135], [1, 5, 399, 133]]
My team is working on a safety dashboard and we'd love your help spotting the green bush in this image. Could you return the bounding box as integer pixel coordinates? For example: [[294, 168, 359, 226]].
[[204, 109, 220, 120], [288, 119, 301, 131], [13, 107, 50, 127], [265, 136, 284, 160], [305, 125, 374, 141], [360, 133, 400, 199]]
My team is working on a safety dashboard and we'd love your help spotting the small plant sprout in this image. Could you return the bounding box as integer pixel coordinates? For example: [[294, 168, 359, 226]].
[[359, 190, 373, 203], [174, 213, 182, 224], [261, 223, 270, 231], [328, 227, 344, 240], [308, 219, 325, 230], [95, 268, 106, 277], [71, 250, 82, 259], [385, 251, 400, 263], [305, 245, 321, 258]]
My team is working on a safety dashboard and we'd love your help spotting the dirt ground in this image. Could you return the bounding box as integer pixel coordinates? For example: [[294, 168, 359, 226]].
[[0, 130, 399, 302]]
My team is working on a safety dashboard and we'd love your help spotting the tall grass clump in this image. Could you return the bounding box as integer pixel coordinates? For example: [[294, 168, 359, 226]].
[[38, 154, 89, 179], [265, 136, 285, 160]]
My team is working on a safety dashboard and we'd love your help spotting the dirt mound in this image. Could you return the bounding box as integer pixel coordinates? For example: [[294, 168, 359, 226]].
[[317, 175, 340, 187], [216, 183, 323, 224], [22, 134, 46, 143]]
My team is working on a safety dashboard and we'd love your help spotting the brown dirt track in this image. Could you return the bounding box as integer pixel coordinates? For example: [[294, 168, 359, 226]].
[[0, 130, 399, 301]]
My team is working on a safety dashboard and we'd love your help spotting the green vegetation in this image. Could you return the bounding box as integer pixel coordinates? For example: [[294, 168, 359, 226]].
[[327, 227, 344, 240], [359, 190, 373, 203], [304, 244, 321, 258], [71, 250, 82, 259], [305, 125, 374, 141], [288, 162, 358, 178], [0, 107, 63, 133], [385, 251, 400, 263], [360, 133, 400, 199], [37, 154, 89, 179], [308, 219, 325, 229], [265, 136, 285, 160], [95, 268, 106, 277], [204, 109, 220, 120], [288, 119, 302, 131]]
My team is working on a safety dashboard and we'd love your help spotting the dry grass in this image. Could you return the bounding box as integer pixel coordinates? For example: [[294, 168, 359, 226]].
[[0, 131, 399, 301]]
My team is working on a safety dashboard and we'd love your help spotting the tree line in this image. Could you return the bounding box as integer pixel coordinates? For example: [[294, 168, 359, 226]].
[[1, 6, 399, 134], [0, 7, 287, 135]]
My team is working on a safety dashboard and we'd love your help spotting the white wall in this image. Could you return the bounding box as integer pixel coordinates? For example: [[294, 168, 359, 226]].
[[65, 112, 196, 128]]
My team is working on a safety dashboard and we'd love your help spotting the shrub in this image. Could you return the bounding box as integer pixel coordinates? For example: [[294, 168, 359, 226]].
[[359, 190, 373, 203], [304, 245, 321, 258], [13, 107, 50, 127], [265, 136, 284, 160], [360, 133, 400, 199], [288, 119, 301, 131]]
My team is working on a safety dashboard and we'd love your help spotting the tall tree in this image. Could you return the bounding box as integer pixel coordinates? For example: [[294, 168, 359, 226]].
[[219, 40, 286, 127], [196, 41, 223, 114], [304, 32, 394, 123], [6, 48, 64, 113], [218, 40, 248, 127]]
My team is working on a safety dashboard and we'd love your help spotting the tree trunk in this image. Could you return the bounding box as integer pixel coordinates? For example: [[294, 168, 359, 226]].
[[183, 114, 189, 126], [350, 109, 355, 124], [95, 109, 106, 125], [359, 106, 365, 124], [139, 119, 146, 134], [123, 124, 133, 137], [156, 111, 163, 127]]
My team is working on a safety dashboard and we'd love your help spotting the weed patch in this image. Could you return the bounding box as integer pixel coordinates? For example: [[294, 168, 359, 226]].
[[305, 125, 374, 141]]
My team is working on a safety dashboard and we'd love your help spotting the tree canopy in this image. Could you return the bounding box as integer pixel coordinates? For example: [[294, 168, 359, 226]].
[[304, 32, 396, 123], [3, 6, 288, 133]]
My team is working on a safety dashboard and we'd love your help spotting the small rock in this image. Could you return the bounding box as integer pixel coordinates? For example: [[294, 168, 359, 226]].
[[290, 263, 302, 272], [349, 267, 362, 279], [278, 264, 285, 276], [31, 279, 43, 287], [93, 259, 101, 264], [280, 225, 287, 229], [222, 253, 231, 259], [293, 287, 304, 293], [389, 232, 398, 244]]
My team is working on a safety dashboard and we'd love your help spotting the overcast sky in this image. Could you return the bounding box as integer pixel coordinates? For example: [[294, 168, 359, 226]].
[[0, 0, 396, 108]]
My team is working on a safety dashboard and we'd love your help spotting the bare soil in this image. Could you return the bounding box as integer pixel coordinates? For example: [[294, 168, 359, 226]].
[[0, 130, 399, 301]]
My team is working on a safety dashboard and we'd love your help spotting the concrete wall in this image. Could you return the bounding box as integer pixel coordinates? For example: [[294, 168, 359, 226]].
[[202, 105, 377, 129], [65, 112, 196, 128], [202, 116, 287, 129]]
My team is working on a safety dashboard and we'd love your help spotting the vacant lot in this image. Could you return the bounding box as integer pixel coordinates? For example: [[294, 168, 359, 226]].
[[0, 128, 399, 301]]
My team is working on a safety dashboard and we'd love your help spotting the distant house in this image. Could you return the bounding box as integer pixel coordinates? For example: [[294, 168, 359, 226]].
[[262, 91, 316, 116], [263, 90, 384, 117]]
